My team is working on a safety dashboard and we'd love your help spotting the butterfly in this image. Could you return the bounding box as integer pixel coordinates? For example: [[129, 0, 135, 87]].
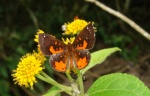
[[38, 23, 95, 72]]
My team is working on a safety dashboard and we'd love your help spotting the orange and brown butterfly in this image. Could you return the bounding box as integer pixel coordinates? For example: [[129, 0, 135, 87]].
[[38, 23, 95, 72]]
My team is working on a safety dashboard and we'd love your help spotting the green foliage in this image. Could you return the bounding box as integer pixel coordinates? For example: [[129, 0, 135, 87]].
[[38, 47, 121, 96], [81, 47, 121, 74], [98, 27, 139, 60], [44, 86, 60, 96], [105, 34, 139, 60], [87, 73, 150, 96], [0, 0, 149, 96], [36, 47, 150, 96], [0, 79, 10, 96]]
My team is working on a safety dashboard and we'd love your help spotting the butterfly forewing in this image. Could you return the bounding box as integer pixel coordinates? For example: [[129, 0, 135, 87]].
[[73, 23, 95, 50], [38, 33, 66, 56]]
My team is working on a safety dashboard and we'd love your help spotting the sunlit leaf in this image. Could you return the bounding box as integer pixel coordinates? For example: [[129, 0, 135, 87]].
[[81, 47, 121, 74], [87, 73, 150, 96]]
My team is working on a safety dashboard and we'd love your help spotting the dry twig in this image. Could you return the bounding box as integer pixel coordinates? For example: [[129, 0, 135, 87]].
[[86, 0, 150, 41]]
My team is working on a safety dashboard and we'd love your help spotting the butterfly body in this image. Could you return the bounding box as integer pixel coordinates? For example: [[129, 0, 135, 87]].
[[39, 23, 95, 72]]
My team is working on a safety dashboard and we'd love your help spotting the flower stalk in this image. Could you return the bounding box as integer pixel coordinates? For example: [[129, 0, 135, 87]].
[[76, 69, 84, 95], [36, 72, 72, 95]]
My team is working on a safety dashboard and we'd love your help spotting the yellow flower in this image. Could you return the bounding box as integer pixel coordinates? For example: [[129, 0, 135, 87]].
[[34, 30, 44, 43], [62, 37, 75, 44], [12, 51, 46, 89], [62, 19, 88, 35], [34, 30, 45, 50]]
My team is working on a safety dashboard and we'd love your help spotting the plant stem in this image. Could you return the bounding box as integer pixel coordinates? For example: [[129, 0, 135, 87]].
[[40, 71, 56, 82], [76, 69, 84, 95], [36, 72, 72, 95], [66, 71, 74, 82]]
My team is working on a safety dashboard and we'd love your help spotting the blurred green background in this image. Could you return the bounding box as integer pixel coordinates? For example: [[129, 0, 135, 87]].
[[0, 0, 150, 96]]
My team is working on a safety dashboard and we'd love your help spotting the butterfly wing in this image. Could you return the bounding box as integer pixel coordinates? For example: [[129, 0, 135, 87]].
[[72, 23, 95, 69], [38, 33, 66, 56], [39, 33, 69, 72], [73, 23, 95, 50], [73, 50, 91, 69], [50, 51, 69, 72]]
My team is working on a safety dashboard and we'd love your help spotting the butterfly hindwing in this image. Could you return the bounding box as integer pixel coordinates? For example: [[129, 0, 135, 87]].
[[38, 33, 66, 56], [50, 51, 69, 72], [73, 23, 95, 50], [73, 50, 91, 69]]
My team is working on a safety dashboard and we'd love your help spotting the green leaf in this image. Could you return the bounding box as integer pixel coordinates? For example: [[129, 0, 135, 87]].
[[87, 73, 150, 96], [81, 47, 121, 74], [43, 86, 60, 96]]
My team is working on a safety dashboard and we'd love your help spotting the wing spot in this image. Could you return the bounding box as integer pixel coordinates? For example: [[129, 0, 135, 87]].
[[54, 61, 66, 72], [49, 46, 63, 54], [78, 65, 81, 68], [76, 40, 87, 50], [78, 52, 81, 55], [60, 55, 63, 58], [54, 41, 58, 45], [79, 37, 82, 40], [77, 57, 87, 69], [58, 43, 61, 45]]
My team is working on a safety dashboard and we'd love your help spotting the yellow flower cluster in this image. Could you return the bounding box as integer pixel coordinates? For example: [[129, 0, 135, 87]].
[[34, 30, 44, 43], [62, 19, 88, 35], [62, 37, 75, 44], [12, 51, 46, 89]]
